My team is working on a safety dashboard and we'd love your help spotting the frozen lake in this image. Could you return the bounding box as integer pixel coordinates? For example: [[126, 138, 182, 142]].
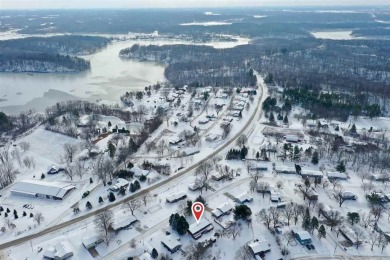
[[310, 30, 366, 40], [0, 34, 250, 114]]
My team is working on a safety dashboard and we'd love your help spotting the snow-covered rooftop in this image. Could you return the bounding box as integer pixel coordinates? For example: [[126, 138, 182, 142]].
[[11, 180, 75, 199]]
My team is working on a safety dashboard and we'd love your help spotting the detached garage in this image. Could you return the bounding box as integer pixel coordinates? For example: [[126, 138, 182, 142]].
[[11, 180, 76, 200]]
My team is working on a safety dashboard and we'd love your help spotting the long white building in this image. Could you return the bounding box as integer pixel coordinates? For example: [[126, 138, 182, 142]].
[[11, 180, 76, 200]]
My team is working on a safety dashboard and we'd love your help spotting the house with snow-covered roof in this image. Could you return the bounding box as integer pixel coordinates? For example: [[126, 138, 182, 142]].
[[11, 180, 75, 200], [291, 227, 312, 245], [43, 240, 74, 260], [161, 236, 182, 253], [248, 239, 271, 257], [211, 203, 234, 218], [188, 219, 214, 240]]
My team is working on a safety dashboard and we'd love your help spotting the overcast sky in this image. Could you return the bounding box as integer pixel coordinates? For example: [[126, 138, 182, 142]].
[[1, 0, 389, 9]]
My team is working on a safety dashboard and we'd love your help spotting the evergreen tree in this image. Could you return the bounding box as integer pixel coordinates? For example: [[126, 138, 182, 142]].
[[6, 208, 10, 213], [195, 195, 206, 205], [99, 196, 104, 203], [185, 200, 193, 216], [151, 248, 158, 259], [108, 142, 116, 159], [350, 123, 357, 134], [30, 213, 33, 218], [311, 216, 319, 232], [4, 212, 8, 218], [0, 206, 3, 212], [90, 177, 93, 184], [311, 151, 319, 165], [293, 145, 300, 161], [119, 186, 126, 196], [256, 151, 260, 160], [335, 125, 339, 131], [336, 161, 346, 173], [134, 180, 141, 190], [108, 121, 112, 127], [347, 212, 360, 225], [233, 205, 252, 220], [139, 175, 147, 182], [86, 201, 92, 209], [283, 115, 289, 124], [318, 225, 326, 239], [302, 208, 311, 231], [41, 173, 45, 179], [23, 211, 27, 217], [269, 112, 275, 123], [108, 192, 116, 202], [240, 146, 248, 160], [176, 216, 189, 235], [130, 183, 136, 192], [277, 113, 283, 121]]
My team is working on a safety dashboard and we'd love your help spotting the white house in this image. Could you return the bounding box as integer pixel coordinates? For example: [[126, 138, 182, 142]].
[[285, 135, 299, 143], [211, 203, 233, 218], [161, 236, 182, 253], [43, 241, 74, 260], [166, 192, 187, 203], [234, 192, 253, 204], [109, 178, 129, 192], [248, 239, 271, 257], [188, 219, 214, 239], [11, 180, 75, 200], [327, 171, 348, 180], [82, 235, 103, 249], [181, 147, 200, 157], [110, 215, 138, 234], [130, 166, 150, 178]]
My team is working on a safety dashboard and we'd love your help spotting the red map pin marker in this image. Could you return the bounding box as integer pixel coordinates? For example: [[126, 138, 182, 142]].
[[191, 202, 204, 224]]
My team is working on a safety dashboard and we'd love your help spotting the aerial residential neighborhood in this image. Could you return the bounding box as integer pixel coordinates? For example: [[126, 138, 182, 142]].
[[0, 3, 390, 260]]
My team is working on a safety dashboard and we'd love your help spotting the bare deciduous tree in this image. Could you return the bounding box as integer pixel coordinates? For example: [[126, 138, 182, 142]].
[[236, 134, 248, 148], [63, 143, 78, 163], [33, 212, 45, 225], [125, 198, 141, 215], [19, 142, 30, 152], [94, 209, 114, 246]]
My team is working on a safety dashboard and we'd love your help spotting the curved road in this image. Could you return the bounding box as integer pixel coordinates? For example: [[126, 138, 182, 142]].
[[0, 75, 265, 251]]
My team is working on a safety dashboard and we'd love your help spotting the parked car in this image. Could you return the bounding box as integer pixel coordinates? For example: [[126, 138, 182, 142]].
[[82, 191, 90, 198]]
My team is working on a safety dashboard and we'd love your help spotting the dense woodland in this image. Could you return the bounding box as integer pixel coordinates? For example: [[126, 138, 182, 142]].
[[120, 37, 390, 120], [0, 36, 110, 72]]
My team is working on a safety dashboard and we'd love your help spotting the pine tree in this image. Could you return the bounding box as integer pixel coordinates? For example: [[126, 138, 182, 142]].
[[86, 201, 92, 209], [336, 161, 346, 173], [256, 151, 260, 160], [4, 212, 8, 218], [108, 142, 116, 159], [293, 145, 300, 161], [195, 195, 206, 205], [277, 113, 283, 120], [90, 177, 93, 184], [99, 196, 104, 203], [269, 112, 275, 123], [311, 216, 319, 232], [350, 124, 357, 134], [23, 211, 27, 217], [41, 173, 45, 179], [119, 186, 126, 196], [302, 208, 311, 231], [283, 115, 289, 124], [30, 213, 33, 218], [139, 175, 147, 182], [108, 121, 112, 127], [151, 248, 158, 259], [6, 208, 10, 213], [311, 151, 319, 165], [108, 192, 116, 202], [134, 180, 141, 190], [318, 225, 326, 239], [130, 183, 136, 192]]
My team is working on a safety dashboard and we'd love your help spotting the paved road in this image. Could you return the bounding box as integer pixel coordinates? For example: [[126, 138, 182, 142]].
[[0, 76, 265, 251]]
